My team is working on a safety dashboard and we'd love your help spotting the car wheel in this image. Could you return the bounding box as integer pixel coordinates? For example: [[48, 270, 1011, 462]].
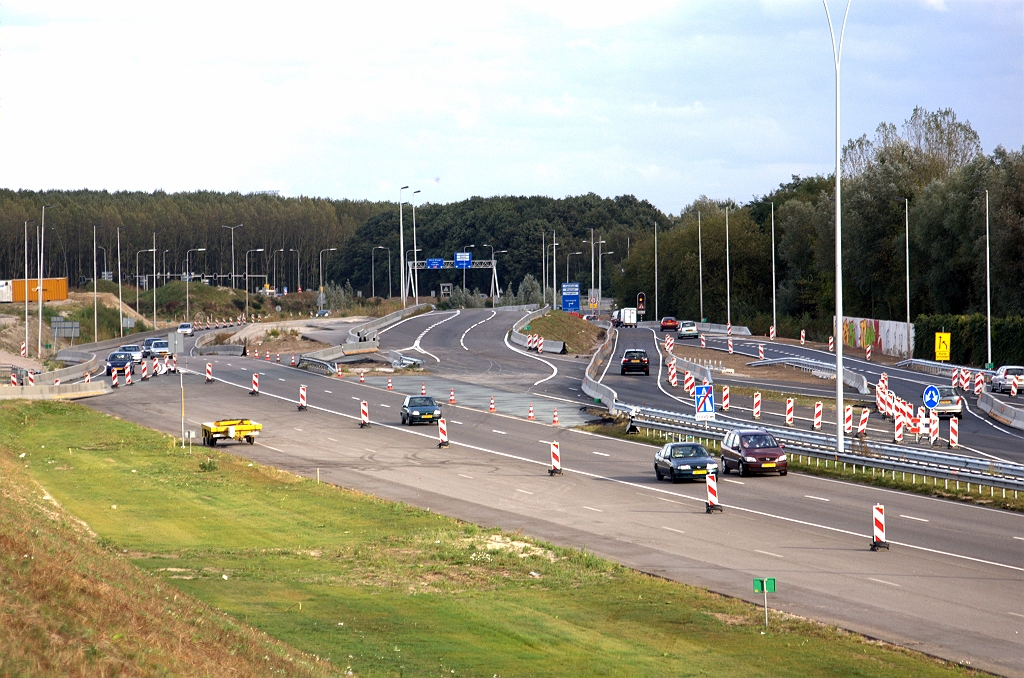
[[621, 369, 626, 375], [645, 369, 650, 376], [739, 463, 747, 477], [719, 456, 729, 474], [655, 465, 664, 480], [670, 469, 679, 484], [779, 470, 787, 476]]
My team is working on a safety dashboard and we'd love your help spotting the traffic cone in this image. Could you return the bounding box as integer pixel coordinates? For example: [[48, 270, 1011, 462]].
[[359, 371, 365, 384], [489, 396, 496, 413], [387, 377, 393, 390], [290, 354, 296, 366], [552, 408, 559, 425], [421, 382, 426, 396], [527, 403, 535, 420], [449, 388, 456, 404], [276, 353, 281, 363]]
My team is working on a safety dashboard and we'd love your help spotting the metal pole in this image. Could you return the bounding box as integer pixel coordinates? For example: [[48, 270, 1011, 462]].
[[117, 227, 123, 338], [153, 233, 157, 329], [542, 232, 546, 302], [654, 222, 659, 321], [985, 189, 992, 368], [590, 228, 595, 295], [905, 198, 911, 358], [412, 190, 421, 301], [38, 207, 49, 357], [725, 206, 731, 327], [371, 247, 377, 299], [94, 225, 99, 341], [387, 248, 392, 298], [25, 221, 29, 354], [552, 231, 558, 309], [824, 0, 852, 456], [698, 211, 703, 322], [399, 186, 408, 308], [771, 203, 777, 336]]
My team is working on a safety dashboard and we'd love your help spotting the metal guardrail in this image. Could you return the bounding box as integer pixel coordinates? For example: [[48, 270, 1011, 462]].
[[582, 322, 618, 414], [347, 303, 433, 342], [624, 404, 1024, 491], [895, 358, 999, 378], [296, 356, 338, 376]]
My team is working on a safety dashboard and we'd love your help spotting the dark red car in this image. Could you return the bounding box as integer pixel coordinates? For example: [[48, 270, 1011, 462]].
[[660, 316, 679, 331], [719, 428, 788, 477]]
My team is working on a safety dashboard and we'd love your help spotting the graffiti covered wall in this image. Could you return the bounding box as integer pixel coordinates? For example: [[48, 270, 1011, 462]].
[[836, 316, 915, 358]]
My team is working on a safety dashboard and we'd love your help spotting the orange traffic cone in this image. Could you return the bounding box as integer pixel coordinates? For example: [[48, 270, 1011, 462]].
[[387, 378, 393, 390], [552, 408, 559, 425], [359, 371, 365, 384], [527, 403, 535, 420], [489, 396, 496, 413], [449, 388, 456, 404]]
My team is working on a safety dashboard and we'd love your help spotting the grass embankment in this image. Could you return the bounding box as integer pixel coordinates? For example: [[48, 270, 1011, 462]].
[[523, 310, 605, 354], [0, 401, 983, 677], [580, 420, 1024, 513]]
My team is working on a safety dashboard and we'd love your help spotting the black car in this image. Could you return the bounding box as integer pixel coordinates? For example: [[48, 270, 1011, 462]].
[[401, 396, 441, 425], [620, 349, 650, 375], [720, 429, 788, 477], [105, 352, 134, 376], [654, 442, 719, 483]]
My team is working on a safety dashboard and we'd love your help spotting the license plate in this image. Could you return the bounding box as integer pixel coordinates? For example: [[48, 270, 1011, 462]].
[[762, 462, 776, 468], [693, 469, 708, 475], [940, 400, 951, 405], [631, 360, 639, 363], [422, 414, 433, 419]]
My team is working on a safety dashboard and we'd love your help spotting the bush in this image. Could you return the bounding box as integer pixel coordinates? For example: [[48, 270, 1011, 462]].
[[199, 457, 218, 472], [913, 314, 1024, 366]]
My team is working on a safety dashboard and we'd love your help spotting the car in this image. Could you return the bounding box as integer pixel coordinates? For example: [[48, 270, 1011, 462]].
[[659, 316, 679, 332], [105, 352, 134, 376], [620, 349, 650, 375], [141, 337, 161, 357], [719, 429, 788, 477], [931, 385, 963, 417], [315, 309, 331, 318], [177, 322, 195, 337], [118, 344, 143, 364], [400, 396, 441, 425], [991, 366, 1024, 394], [676, 320, 699, 340], [150, 339, 170, 358], [654, 442, 719, 483]]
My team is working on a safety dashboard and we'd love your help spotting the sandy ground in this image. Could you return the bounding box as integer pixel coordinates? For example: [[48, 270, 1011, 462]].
[[0, 349, 43, 372]]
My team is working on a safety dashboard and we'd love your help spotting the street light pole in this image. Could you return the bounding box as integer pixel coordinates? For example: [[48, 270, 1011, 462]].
[[654, 221, 659, 321], [412, 190, 421, 301], [771, 203, 777, 338], [245, 248, 264, 319], [824, 0, 852, 456], [185, 248, 206, 321], [984, 189, 992, 368], [152, 233, 157, 330], [38, 205, 53, 357], [905, 198, 911, 358], [566, 251, 583, 285], [600, 250, 615, 315], [117, 227, 123, 338], [222, 224, 242, 289], [551, 231, 558, 309], [273, 249, 284, 292], [462, 244, 475, 291], [136, 248, 155, 316], [725, 206, 731, 328], [289, 249, 302, 294], [319, 248, 337, 310], [698, 211, 704, 322], [93, 225, 98, 342], [23, 220, 33, 354], [399, 186, 409, 308]]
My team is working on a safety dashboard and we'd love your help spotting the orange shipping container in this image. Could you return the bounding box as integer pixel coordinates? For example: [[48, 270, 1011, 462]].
[[11, 278, 68, 303]]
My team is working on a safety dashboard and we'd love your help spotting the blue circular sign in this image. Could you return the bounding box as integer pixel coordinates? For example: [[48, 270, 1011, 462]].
[[923, 385, 941, 409]]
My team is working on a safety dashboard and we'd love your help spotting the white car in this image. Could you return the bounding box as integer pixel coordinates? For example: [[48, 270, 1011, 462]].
[[676, 320, 699, 339], [118, 344, 144, 364], [932, 385, 963, 418], [991, 366, 1024, 394], [177, 322, 195, 337]]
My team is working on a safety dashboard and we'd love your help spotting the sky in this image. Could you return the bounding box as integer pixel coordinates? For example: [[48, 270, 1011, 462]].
[[1, 1, 1021, 214]]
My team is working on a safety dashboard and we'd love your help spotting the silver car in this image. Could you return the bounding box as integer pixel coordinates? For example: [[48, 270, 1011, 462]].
[[118, 344, 144, 364], [676, 320, 699, 340], [931, 385, 963, 418], [991, 366, 1023, 394]]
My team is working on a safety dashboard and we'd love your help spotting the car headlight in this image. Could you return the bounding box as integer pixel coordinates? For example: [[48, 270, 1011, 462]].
[[706, 463, 718, 470], [777, 454, 787, 462], [411, 410, 420, 416], [744, 456, 757, 463], [434, 410, 440, 416], [679, 465, 691, 470]]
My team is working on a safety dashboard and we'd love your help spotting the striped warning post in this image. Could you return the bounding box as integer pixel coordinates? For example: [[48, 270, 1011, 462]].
[[665, 335, 674, 352], [753, 392, 761, 420], [1012, 376, 1019, 397], [152, 357, 159, 377], [722, 386, 730, 411], [538, 337, 545, 354], [704, 471, 722, 513], [812, 401, 822, 430], [844, 405, 853, 434], [291, 354, 296, 366], [929, 410, 939, 445], [875, 385, 885, 412], [359, 371, 365, 384], [387, 377, 393, 391], [769, 325, 776, 341], [438, 417, 449, 448], [828, 336, 834, 352], [552, 408, 559, 425], [277, 353, 281, 363], [948, 416, 959, 449], [111, 371, 118, 388], [141, 361, 148, 381], [683, 370, 695, 395], [527, 403, 535, 420], [249, 372, 259, 396], [84, 372, 91, 384], [865, 344, 872, 361], [726, 322, 732, 336], [254, 348, 259, 359], [548, 441, 562, 475], [421, 382, 426, 396], [298, 385, 307, 411], [53, 378, 60, 386], [887, 390, 896, 419], [125, 369, 132, 386], [910, 415, 921, 441], [10, 373, 16, 387], [28, 371, 35, 387], [360, 400, 370, 428], [960, 368, 969, 391], [870, 504, 889, 551], [894, 413, 904, 443], [700, 334, 706, 349], [758, 344, 764, 360], [449, 387, 456, 404], [800, 329, 805, 345], [173, 355, 179, 373], [951, 370, 958, 388], [489, 396, 496, 413], [785, 398, 794, 426], [206, 363, 213, 383], [974, 372, 983, 395], [668, 360, 677, 387], [727, 338, 733, 354], [858, 408, 869, 436], [21, 342, 27, 357]]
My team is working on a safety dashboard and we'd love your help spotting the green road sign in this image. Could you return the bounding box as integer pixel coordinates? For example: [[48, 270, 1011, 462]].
[[753, 577, 776, 594]]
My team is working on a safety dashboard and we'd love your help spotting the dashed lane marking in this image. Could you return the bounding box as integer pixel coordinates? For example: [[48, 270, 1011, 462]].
[[583, 506, 603, 512], [592, 451, 610, 457], [516, 489, 533, 495], [868, 578, 900, 587], [661, 526, 686, 535], [755, 549, 784, 558], [900, 515, 929, 522], [805, 495, 830, 502]]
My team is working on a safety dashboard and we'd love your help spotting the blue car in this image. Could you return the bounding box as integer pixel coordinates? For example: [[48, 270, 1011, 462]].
[[654, 442, 719, 483], [105, 352, 134, 376]]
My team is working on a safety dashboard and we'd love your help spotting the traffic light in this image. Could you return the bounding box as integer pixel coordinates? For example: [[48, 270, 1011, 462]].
[[637, 292, 646, 315]]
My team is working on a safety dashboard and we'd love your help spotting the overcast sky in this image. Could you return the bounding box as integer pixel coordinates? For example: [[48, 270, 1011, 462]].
[[2, 1, 1020, 214]]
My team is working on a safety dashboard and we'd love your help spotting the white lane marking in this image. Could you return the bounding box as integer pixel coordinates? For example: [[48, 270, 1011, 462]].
[[721, 478, 745, 485], [592, 451, 610, 457], [1013, 537, 1024, 541], [656, 497, 686, 505], [324, 390, 332, 394], [351, 396, 360, 400], [516, 489, 533, 495], [1010, 612, 1024, 619], [598, 329, 619, 383], [257, 443, 284, 453], [380, 404, 391, 408], [451, 420, 463, 425], [493, 430, 507, 435], [868, 578, 901, 587], [460, 310, 497, 350], [755, 549, 784, 558], [411, 310, 461, 363], [899, 515, 930, 523], [661, 526, 686, 535], [294, 428, 303, 432], [377, 310, 442, 335], [805, 495, 830, 502], [205, 373, 1024, 574], [583, 506, 603, 512], [327, 437, 337, 442], [458, 474, 473, 479], [278, 378, 286, 381], [503, 313, 558, 386]]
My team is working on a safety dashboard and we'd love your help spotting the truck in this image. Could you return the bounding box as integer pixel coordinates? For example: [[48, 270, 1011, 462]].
[[201, 419, 262, 446], [619, 307, 637, 328]]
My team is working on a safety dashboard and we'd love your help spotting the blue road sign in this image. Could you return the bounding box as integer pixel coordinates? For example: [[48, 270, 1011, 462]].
[[454, 252, 472, 269], [426, 258, 444, 269], [695, 384, 715, 421], [561, 282, 580, 312], [923, 385, 941, 409]]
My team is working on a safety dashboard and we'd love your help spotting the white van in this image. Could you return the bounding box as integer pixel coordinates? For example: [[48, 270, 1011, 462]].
[[620, 307, 638, 328]]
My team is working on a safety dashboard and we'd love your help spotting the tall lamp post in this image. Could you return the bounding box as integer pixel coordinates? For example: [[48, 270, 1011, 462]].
[[824, 0, 852, 455], [38, 205, 53, 357], [319, 247, 337, 310], [697, 211, 704, 322], [372, 246, 391, 299], [185, 248, 206, 321], [980, 189, 992, 368], [904, 198, 911, 358], [566, 251, 583, 284], [600, 250, 615, 314], [24, 220, 34, 354], [492, 249, 507, 301], [412, 189, 421, 301], [136, 248, 156, 315], [222, 224, 242, 289], [771, 203, 777, 337], [289, 249, 302, 293], [399, 185, 409, 308], [462, 244, 475, 291], [725, 206, 731, 328], [273, 248, 285, 292], [117, 227, 123, 338], [245, 248, 264, 318], [93, 225, 99, 341]]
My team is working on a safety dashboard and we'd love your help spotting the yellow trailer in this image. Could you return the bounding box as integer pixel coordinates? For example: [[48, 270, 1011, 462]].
[[201, 419, 262, 446]]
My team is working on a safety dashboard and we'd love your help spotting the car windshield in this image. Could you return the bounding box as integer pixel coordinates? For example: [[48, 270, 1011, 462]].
[[938, 386, 957, 397], [681, 321, 696, 328], [740, 434, 778, 449], [153, 341, 168, 349], [669, 444, 708, 459], [179, 324, 191, 329], [408, 397, 436, 408], [624, 351, 646, 359], [109, 353, 130, 361], [121, 346, 140, 352]]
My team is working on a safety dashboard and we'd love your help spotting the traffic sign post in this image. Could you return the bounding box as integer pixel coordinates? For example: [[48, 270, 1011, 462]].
[[922, 385, 941, 411], [561, 282, 580, 312], [694, 385, 715, 423], [454, 252, 472, 269], [934, 332, 951, 361], [753, 578, 776, 627]]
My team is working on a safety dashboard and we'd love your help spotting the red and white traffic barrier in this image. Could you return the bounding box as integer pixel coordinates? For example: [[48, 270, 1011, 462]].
[[948, 416, 959, 449], [800, 329, 805, 345], [28, 372, 35, 387], [700, 334, 706, 349], [111, 371, 118, 388], [552, 408, 559, 425], [665, 335, 674, 352], [359, 371, 365, 384], [438, 417, 449, 447], [929, 410, 939, 445], [894, 413, 904, 443], [249, 372, 259, 396], [1012, 375, 1019, 397], [291, 354, 296, 366], [421, 382, 426, 396], [298, 384, 307, 411], [828, 336, 834, 352], [705, 472, 722, 513], [548, 441, 562, 475], [152, 357, 160, 376], [84, 372, 91, 384], [858, 408, 869, 436], [141, 361, 149, 381], [683, 370, 695, 395], [668, 360, 677, 387], [887, 390, 896, 419], [726, 322, 732, 336], [173, 355, 179, 372], [910, 414, 921, 441], [10, 373, 16, 387], [812, 401, 822, 430], [951, 370, 958, 388], [758, 344, 764, 360], [785, 398, 794, 426], [960, 368, 969, 391], [206, 363, 213, 383], [865, 344, 872, 361], [727, 338, 733, 354], [769, 325, 776, 340], [871, 504, 888, 551], [722, 386, 730, 411], [449, 387, 456, 404], [20, 342, 27, 357], [125, 369, 132, 386], [387, 377, 393, 390], [276, 353, 281, 363], [360, 400, 370, 428], [753, 392, 761, 420], [538, 337, 545, 354], [53, 377, 60, 386], [527, 403, 535, 420], [526, 334, 534, 349], [845, 405, 853, 434], [876, 385, 886, 413], [489, 396, 496, 413], [974, 372, 984, 395]]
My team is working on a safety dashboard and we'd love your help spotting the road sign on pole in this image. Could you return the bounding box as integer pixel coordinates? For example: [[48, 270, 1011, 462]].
[[561, 282, 580, 312], [637, 292, 646, 314], [922, 385, 941, 410], [695, 384, 715, 422], [753, 577, 776, 627], [934, 332, 951, 361]]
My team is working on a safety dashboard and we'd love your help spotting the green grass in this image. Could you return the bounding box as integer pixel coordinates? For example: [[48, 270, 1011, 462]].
[[523, 310, 605, 354], [1, 401, 985, 677]]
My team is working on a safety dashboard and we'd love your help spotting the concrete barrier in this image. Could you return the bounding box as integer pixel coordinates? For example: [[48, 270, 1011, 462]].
[[0, 380, 111, 400], [977, 388, 1024, 431], [303, 341, 381, 362], [347, 303, 433, 342], [510, 306, 566, 354], [582, 321, 618, 414], [198, 344, 245, 356]]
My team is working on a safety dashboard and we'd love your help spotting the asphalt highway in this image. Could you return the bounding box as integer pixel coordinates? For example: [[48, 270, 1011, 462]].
[[75, 328, 1024, 677]]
